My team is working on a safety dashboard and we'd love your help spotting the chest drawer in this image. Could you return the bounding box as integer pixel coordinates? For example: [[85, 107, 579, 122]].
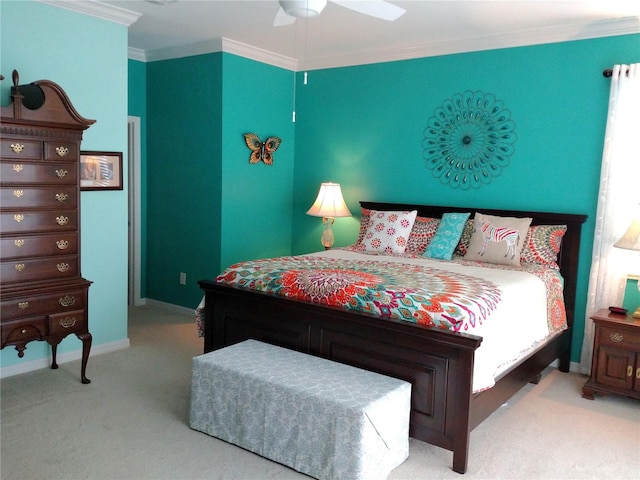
[[1, 139, 42, 159], [1, 211, 78, 234], [1, 186, 77, 209], [1, 255, 78, 284], [1, 161, 77, 185], [1, 287, 86, 321], [1, 233, 78, 260], [1, 316, 47, 345], [597, 324, 640, 350], [44, 142, 78, 161], [48, 310, 87, 336]]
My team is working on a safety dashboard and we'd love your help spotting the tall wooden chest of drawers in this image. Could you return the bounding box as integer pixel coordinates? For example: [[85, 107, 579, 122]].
[[1, 70, 95, 383]]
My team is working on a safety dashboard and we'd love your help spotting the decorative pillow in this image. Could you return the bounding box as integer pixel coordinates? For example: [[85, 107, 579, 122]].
[[520, 224, 567, 269], [406, 216, 440, 255], [464, 213, 532, 266], [355, 207, 372, 245], [424, 212, 471, 260], [362, 210, 418, 254], [454, 219, 474, 256]]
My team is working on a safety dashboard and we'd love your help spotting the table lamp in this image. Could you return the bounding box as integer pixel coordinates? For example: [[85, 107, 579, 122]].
[[614, 214, 640, 318], [306, 182, 351, 249]]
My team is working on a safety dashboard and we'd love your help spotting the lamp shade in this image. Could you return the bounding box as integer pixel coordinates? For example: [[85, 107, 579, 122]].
[[306, 182, 351, 218], [614, 217, 640, 251]]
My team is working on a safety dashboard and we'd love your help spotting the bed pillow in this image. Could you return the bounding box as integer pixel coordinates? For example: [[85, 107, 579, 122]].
[[464, 213, 532, 266], [362, 210, 418, 254], [355, 207, 372, 245], [424, 212, 470, 260], [454, 219, 474, 256], [406, 216, 440, 255], [520, 224, 567, 269]]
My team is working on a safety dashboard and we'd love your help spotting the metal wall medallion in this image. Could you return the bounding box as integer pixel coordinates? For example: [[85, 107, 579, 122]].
[[422, 90, 517, 189]]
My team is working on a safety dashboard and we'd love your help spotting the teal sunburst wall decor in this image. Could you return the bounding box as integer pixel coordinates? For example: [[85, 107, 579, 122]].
[[422, 90, 517, 189]]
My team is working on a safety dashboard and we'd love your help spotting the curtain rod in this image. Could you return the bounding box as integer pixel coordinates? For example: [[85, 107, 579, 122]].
[[603, 66, 632, 78]]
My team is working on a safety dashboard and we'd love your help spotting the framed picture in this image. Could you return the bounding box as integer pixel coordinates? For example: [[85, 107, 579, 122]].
[[80, 151, 123, 191]]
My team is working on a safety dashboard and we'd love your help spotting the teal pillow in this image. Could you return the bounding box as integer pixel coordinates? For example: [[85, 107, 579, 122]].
[[424, 212, 471, 260]]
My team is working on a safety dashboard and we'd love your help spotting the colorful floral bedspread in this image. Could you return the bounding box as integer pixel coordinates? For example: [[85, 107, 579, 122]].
[[215, 255, 503, 333]]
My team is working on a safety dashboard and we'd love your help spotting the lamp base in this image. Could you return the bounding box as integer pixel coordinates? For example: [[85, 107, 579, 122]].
[[633, 306, 640, 319], [320, 217, 335, 250]]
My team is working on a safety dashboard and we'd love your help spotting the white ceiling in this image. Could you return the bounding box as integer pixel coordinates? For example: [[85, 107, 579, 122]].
[[48, 1, 640, 69]]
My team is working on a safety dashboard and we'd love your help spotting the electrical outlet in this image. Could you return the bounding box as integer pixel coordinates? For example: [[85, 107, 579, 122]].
[[179, 272, 186, 285]]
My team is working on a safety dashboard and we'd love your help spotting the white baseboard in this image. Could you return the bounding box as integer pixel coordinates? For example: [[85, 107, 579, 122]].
[[1, 338, 130, 380], [143, 298, 196, 316]]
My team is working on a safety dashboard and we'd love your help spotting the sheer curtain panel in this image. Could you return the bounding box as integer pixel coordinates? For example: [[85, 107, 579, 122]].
[[580, 64, 640, 373]]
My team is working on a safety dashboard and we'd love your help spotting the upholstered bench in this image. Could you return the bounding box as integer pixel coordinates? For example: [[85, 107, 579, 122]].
[[189, 340, 411, 480]]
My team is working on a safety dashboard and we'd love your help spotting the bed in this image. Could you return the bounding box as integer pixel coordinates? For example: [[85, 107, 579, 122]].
[[197, 201, 587, 474]]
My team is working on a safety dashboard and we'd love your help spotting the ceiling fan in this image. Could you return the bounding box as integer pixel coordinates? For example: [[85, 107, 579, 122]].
[[274, 0, 406, 26]]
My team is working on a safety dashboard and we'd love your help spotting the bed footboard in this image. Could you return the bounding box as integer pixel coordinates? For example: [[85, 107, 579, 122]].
[[199, 280, 481, 473]]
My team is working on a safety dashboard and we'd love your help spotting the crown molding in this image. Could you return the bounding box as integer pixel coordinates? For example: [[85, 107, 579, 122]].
[[142, 37, 297, 70], [37, 0, 141, 26], [302, 16, 640, 70], [39, 1, 638, 71]]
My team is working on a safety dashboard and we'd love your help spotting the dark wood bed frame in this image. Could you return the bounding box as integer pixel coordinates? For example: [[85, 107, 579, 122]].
[[198, 201, 587, 474]]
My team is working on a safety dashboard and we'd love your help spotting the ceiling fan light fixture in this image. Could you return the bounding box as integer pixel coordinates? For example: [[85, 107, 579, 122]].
[[280, 0, 327, 18]]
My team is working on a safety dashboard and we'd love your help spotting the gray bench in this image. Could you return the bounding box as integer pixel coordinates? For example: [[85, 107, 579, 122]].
[[190, 340, 411, 480]]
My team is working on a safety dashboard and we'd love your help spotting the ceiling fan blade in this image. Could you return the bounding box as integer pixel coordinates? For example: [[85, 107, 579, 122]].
[[331, 0, 405, 21], [274, 6, 297, 26]]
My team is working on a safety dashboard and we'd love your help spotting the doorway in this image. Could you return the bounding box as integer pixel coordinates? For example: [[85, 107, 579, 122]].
[[128, 116, 142, 306]]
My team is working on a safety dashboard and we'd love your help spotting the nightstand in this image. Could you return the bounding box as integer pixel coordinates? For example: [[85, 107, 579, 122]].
[[582, 309, 640, 400]]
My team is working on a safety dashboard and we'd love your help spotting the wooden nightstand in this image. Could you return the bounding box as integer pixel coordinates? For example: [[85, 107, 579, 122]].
[[582, 309, 640, 400]]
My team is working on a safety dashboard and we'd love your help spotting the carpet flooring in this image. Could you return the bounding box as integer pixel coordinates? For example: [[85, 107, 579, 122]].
[[1, 304, 638, 479]]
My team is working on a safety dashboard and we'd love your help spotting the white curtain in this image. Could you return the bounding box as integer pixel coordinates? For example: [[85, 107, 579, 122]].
[[580, 64, 640, 373]]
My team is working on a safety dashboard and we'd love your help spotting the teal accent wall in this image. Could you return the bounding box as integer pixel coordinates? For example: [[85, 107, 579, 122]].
[[128, 59, 148, 297], [219, 54, 295, 270], [291, 34, 640, 363], [145, 53, 223, 308], [1, 1, 129, 368], [142, 53, 295, 308]]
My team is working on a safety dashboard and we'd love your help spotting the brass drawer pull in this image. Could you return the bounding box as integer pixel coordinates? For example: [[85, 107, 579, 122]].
[[637, 368, 640, 380], [13, 189, 24, 198], [55, 193, 68, 203], [10, 143, 24, 153], [59, 296, 76, 307], [55, 169, 68, 179], [20, 329, 27, 335], [56, 216, 69, 226], [15, 263, 25, 272], [609, 332, 624, 342], [14, 214, 24, 222], [56, 146, 69, 157], [627, 366, 633, 377], [57, 263, 70, 272], [13, 164, 23, 172], [56, 240, 69, 250], [18, 301, 29, 309], [59, 316, 77, 328], [14, 239, 25, 247]]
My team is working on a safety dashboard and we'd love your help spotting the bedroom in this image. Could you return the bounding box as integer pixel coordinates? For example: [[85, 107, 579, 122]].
[[0, 0, 639, 474]]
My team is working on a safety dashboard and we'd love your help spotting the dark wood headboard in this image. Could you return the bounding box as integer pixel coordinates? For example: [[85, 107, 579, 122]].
[[360, 201, 587, 365]]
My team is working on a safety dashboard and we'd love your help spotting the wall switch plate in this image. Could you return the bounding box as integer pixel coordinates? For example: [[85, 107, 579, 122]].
[[179, 272, 186, 285]]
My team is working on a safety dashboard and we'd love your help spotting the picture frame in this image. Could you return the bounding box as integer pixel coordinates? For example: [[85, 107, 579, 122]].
[[80, 151, 123, 191]]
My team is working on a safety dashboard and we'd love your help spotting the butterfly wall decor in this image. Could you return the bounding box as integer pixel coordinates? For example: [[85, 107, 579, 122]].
[[243, 133, 282, 165]]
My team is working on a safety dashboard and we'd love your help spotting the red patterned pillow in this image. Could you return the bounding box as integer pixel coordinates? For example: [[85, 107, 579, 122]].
[[406, 216, 440, 255], [520, 225, 567, 269]]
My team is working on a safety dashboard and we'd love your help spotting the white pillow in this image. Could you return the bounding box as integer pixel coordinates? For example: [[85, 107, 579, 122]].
[[362, 210, 418, 254]]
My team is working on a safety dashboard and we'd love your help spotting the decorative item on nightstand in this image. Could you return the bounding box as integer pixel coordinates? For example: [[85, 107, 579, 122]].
[[306, 182, 351, 249], [613, 211, 640, 319]]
